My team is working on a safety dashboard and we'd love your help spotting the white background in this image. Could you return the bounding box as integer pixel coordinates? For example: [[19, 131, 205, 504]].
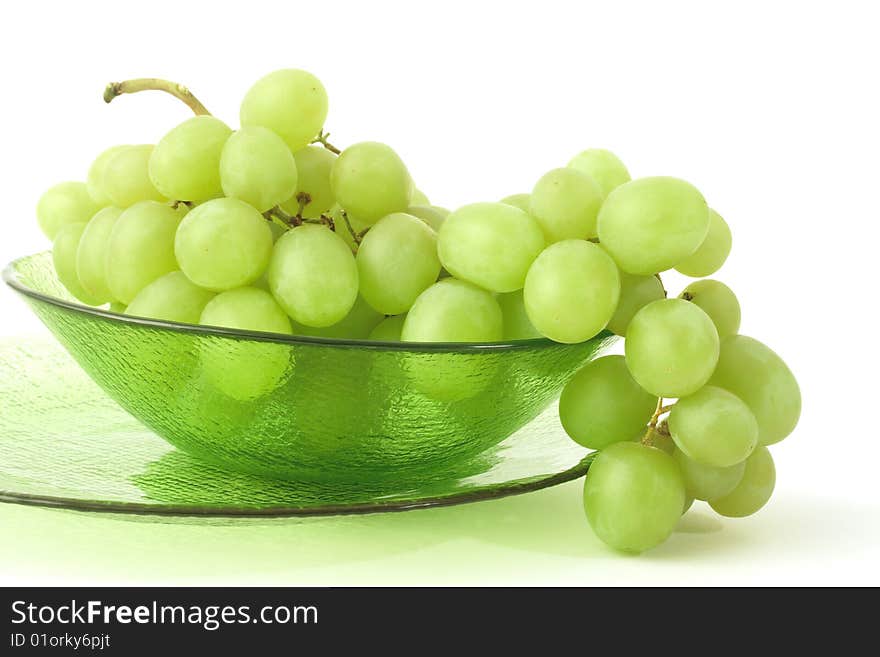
[[0, 0, 877, 585]]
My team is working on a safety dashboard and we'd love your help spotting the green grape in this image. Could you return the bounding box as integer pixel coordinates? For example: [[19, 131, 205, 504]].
[[126, 271, 215, 324], [103, 145, 165, 207], [406, 205, 446, 231], [106, 201, 184, 304], [583, 442, 685, 553], [199, 287, 293, 400], [268, 224, 359, 327], [673, 448, 745, 501], [668, 385, 758, 467], [709, 336, 801, 445], [325, 205, 368, 250], [219, 126, 298, 212], [411, 188, 430, 205], [438, 202, 544, 293], [523, 240, 620, 344], [109, 301, 126, 313], [499, 193, 531, 212], [598, 177, 709, 275], [559, 355, 658, 449], [680, 279, 740, 339], [606, 271, 666, 336], [401, 278, 503, 342], [75, 206, 123, 303], [240, 69, 328, 153], [675, 209, 732, 277], [529, 168, 604, 242], [292, 294, 383, 339], [330, 142, 413, 224], [368, 314, 406, 341], [649, 429, 676, 455], [36, 182, 102, 240], [567, 148, 631, 197], [149, 116, 233, 202], [625, 298, 719, 397], [174, 198, 273, 291], [497, 290, 541, 340], [430, 206, 451, 218], [682, 497, 695, 514], [357, 212, 441, 314], [280, 145, 337, 218], [52, 223, 102, 305], [709, 446, 775, 517], [87, 145, 129, 206]]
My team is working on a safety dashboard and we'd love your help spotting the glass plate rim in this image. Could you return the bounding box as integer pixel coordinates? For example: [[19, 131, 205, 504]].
[[4, 253, 611, 353], [0, 454, 594, 518]]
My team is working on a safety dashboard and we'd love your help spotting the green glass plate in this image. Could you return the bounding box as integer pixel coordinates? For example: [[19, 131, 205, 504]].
[[4, 253, 615, 482], [0, 337, 596, 516]]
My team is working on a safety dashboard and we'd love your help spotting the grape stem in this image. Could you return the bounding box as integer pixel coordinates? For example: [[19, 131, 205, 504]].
[[339, 210, 370, 247], [641, 399, 675, 445], [103, 78, 211, 116], [311, 129, 341, 155], [265, 205, 302, 228]]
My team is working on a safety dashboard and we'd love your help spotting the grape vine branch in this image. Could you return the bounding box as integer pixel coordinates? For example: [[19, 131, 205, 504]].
[[103, 78, 211, 116]]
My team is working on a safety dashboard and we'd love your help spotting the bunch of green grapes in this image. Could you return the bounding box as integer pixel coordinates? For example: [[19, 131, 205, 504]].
[[35, 70, 799, 553]]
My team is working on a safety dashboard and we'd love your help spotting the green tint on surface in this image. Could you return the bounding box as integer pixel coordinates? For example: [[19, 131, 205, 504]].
[[76, 206, 123, 304], [679, 279, 741, 340], [283, 145, 337, 218], [126, 271, 215, 325], [606, 271, 665, 337], [402, 278, 502, 342], [103, 145, 165, 207], [529, 168, 604, 242], [36, 182, 102, 241], [709, 446, 776, 517], [6, 253, 612, 481], [567, 148, 631, 198], [0, 335, 594, 514], [675, 209, 732, 277], [497, 291, 541, 341], [673, 449, 745, 501], [52, 223, 102, 306], [330, 142, 412, 224], [220, 127, 298, 212], [87, 145, 130, 206]]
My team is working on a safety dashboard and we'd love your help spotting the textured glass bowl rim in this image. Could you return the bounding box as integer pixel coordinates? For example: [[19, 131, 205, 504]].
[[3, 254, 603, 353]]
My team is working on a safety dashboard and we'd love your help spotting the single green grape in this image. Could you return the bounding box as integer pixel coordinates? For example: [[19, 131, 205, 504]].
[[669, 385, 758, 467], [598, 176, 709, 275], [438, 202, 545, 293], [330, 142, 412, 224], [220, 126, 298, 212], [529, 168, 604, 242], [356, 212, 441, 314], [75, 206, 123, 304], [401, 278, 503, 342], [87, 145, 130, 206], [106, 201, 185, 304], [103, 145, 165, 207], [523, 240, 620, 344], [368, 314, 406, 341], [497, 290, 541, 340], [240, 69, 328, 153], [625, 298, 719, 397], [199, 287, 293, 400], [125, 271, 215, 324], [583, 442, 685, 553], [37, 182, 102, 240], [268, 224, 359, 327], [606, 271, 666, 336], [411, 188, 430, 205], [499, 193, 531, 212], [567, 148, 631, 197], [108, 301, 126, 313], [149, 116, 233, 202], [680, 279, 741, 339], [559, 355, 658, 449], [280, 145, 337, 218], [52, 223, 103, 305], [675, 209, 732, 277], [673, 448, 746, 501], [175, 198, 273, 291], [292, 294, 383, 339], [709, 335, 801, 445], [709, 446, 775, 517], [406, 205, 446, 231]]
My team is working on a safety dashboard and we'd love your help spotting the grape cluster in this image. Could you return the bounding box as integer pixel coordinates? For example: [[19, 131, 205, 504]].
[[35, 69, 800, 553]]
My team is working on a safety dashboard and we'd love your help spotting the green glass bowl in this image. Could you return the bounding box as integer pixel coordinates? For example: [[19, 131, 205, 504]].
[[3, 253, 615, 482]]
